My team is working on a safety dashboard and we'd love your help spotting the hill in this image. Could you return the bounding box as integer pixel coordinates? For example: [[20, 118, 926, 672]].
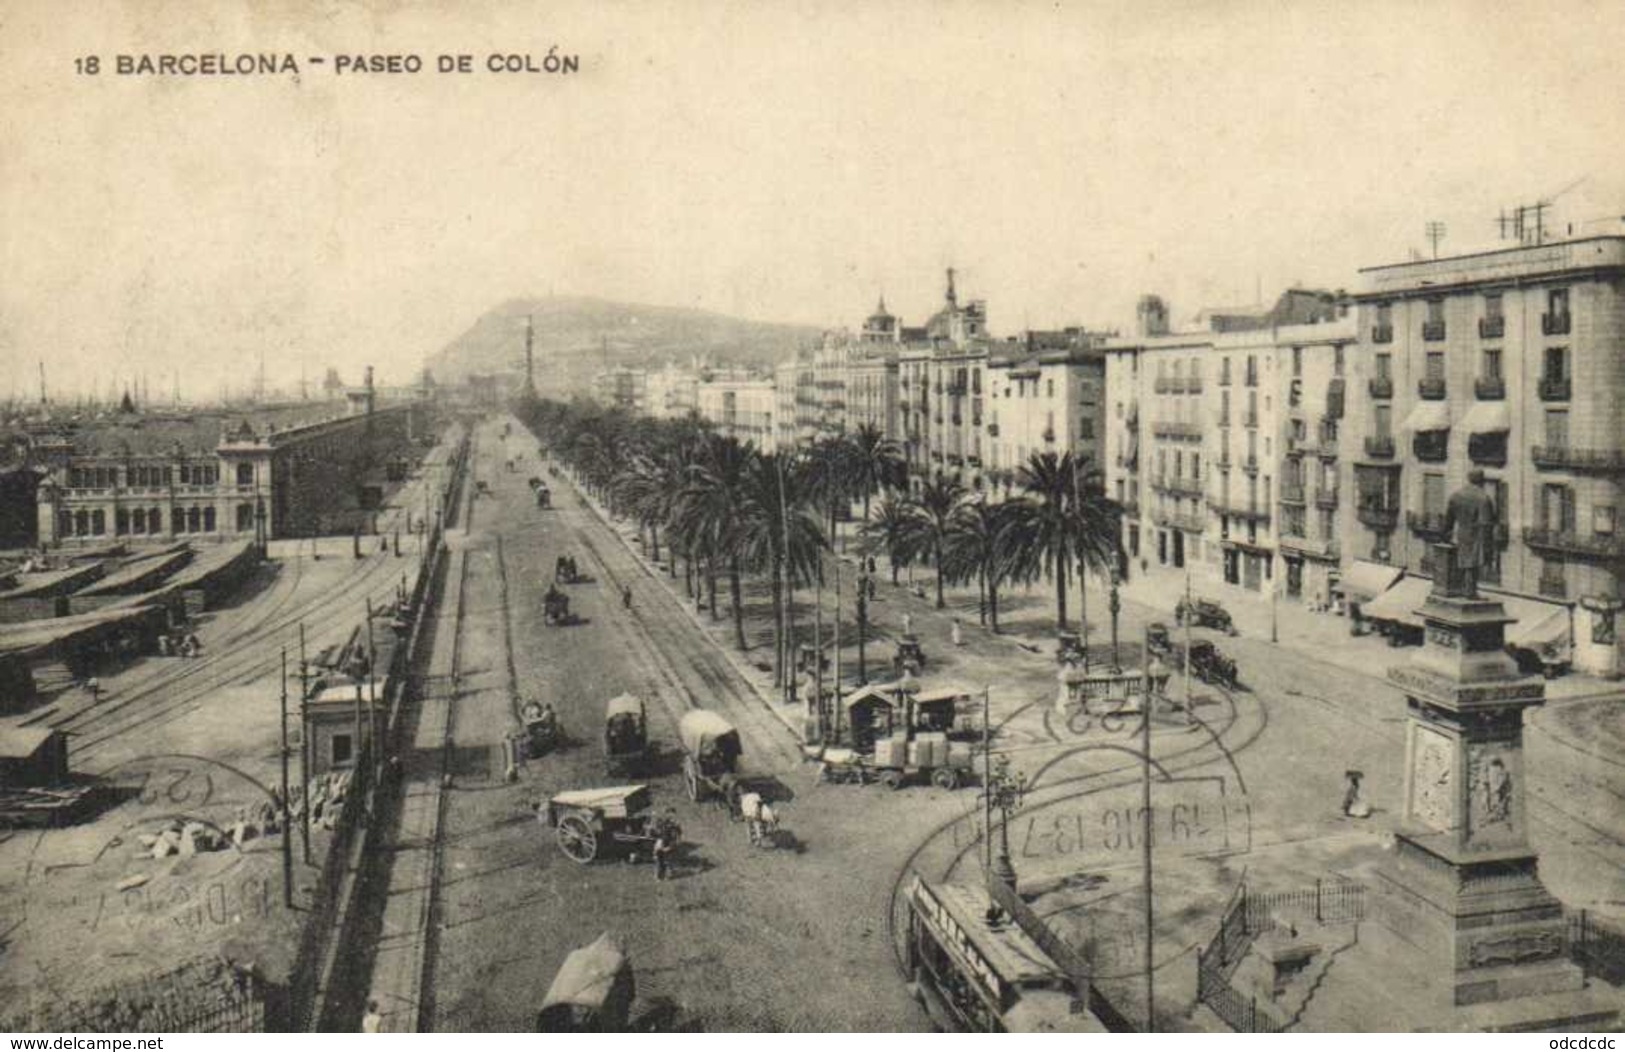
[[426, 297, 824, 396]]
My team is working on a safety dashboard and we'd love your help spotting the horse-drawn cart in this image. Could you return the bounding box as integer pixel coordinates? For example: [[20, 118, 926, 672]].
[[677, 709, 742, 810], [603, 693, 648, 775], [536, 933, 636, 1032], [544, 784, 678, 865]]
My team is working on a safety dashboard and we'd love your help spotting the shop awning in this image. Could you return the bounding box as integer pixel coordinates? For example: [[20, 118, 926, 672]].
[[1402, 400, 1451, 433], [1362, 575, 1434, 628], [1501, 595, 1570, 654], [1334, 559, 1404, 604], [1461, 399, 1511, 435]]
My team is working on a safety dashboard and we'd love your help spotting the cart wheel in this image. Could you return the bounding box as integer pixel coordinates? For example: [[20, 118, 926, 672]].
[[556, 814, 598, 864], [931, 767, 959, 791], [880, 769, 905, 791], [683, 756, 701, 801]]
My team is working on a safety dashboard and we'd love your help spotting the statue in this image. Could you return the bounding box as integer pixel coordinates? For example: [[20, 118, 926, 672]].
[[1441, 469, 1496, 598]]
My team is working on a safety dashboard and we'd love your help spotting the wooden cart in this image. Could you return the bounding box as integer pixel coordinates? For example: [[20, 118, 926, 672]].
[[544, 784, 677, 865]]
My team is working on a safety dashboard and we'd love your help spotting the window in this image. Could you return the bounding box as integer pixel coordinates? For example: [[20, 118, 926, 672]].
[[1377, 303, 1392, 327], [1484, 292, 1503, 321], [1545, 409, 1569, 448], [1482, 348, 1502, 381], [1116, 401, 1123, 420], [91, 509, 105, 535], [1541, 483, 1576, 533], [332, 733, 354, 767], [1423, 472, 1445, 515], [203, 507, 216, 532], [1549, 288, 1569, 318], [131, 508, 145, 534], [1292, 347, 1303, 376], [1544, 346, 1567, 382], [1596, 505, 1617, 536], [1079, 418, 1094, 440], [236, 462, 254, 486], [115, 508, 129, 535], [1335, 345, 1345, 375], [74, 510, 88, 536], [1174, 450, 1183, 477], [1192, 453, 1201, 480], [1375, 353, 1391, 381], [1594, 610, 1616, 646], [1245, 355, 1258, 387], [1221, 357, 1231, 385], [1425, 352, 1444, 381], [1221, 390, 1231, 423], [149, 507, 162, 533], [1046, 379, 1054, 398], [1426, 300, 1444, 325]]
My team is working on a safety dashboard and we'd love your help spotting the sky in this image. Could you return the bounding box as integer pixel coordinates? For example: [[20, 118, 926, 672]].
[[3, 0, 1624, 402]]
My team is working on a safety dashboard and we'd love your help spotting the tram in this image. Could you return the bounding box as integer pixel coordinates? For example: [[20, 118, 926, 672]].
[[903, 874, 1108, 1033]]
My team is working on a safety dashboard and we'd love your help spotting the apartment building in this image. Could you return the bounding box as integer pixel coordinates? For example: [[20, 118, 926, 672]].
[[1344, 236, 1625, 676], [694, 376, 778, 452], [984, 332, 1108, 493]]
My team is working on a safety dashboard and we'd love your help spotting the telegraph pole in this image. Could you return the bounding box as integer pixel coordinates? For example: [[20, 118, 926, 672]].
[[1141, 625, 1157, 1032], [832, 558, 842, 742], [1183, 570, 1194, 725], [982, 685, 993, 879], [298, 623, 311, 864], [279, 648, 293, 908]]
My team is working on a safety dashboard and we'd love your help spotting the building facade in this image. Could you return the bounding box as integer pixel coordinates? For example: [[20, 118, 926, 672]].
[[694, 377, 778, 452], [1344, 236, 1625, 676]]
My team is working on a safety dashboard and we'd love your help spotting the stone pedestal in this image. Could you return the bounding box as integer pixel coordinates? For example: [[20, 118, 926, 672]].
[[1376, 544, 1599, 1022]]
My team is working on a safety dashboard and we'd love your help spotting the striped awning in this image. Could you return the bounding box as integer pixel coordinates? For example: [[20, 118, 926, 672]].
[[1461, 399, 1511, 435]]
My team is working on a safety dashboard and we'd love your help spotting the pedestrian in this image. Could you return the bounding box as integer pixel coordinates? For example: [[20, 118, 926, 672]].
[[361, 999, 383, 1033], [740, 790, 763, 845], [186, 633, 202, 657], [1342, 770, 1371, 818], [951, 617, 963, 648], [85, 676, 101, 703], [653, 823, 674, 881], [901, 611, 913, 637], [622, 584, 633, 611]]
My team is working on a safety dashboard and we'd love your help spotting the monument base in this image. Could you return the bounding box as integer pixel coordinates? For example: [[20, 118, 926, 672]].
[[1375, 835, 1586, 1010]]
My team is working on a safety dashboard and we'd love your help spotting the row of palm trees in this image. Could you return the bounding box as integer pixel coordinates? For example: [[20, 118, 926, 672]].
[[516, 397, 1126, 686]]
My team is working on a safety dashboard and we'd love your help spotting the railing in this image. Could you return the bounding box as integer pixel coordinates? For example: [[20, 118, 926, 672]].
[[1543, 312, 1571, 336], [1121, 499, 1140, 517], [1418, 376, 1446, 400], [1540, 565, 1568, 599], [1368, 375, 1393, 399], [1408, 509, 1449, 538], [1357, 503, 1399, 529], [1209, 496, 1269, 523], [1243, 411, 1259, 428], [1539, 376, 1572, 401], [1165, 477, 1205, 498], [1569, 910, 1625, 985], [1422, 320, 1447, 342], [1043, 427, 1056, 443], [1152, 421, 1203, 440], [1531, 445, 1625, 472], [1280, 483, 1307, 505], [1154, 377, 1176, 394], [986, 422, 1000, 436], [1362, 435, 1394, 459], [1153, 509, 1207, 532], [1242, 454, 1259, 475], [1316, 488, 1339, 509], [1474, 376, 1505, 400], [1318, 436, 1340, 460], [1371, 324, 1393, 344], [1479, 316, 1505, 339], [946, 382, 966, 396], [1524, 527, 1625, 561], [1279, 534, 1340, 560], [1187, 377, 1205, 393]]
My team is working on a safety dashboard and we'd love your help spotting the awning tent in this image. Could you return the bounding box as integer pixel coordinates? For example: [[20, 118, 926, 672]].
[[1362, 576, 1435, 628], [1334, 560, 1404, 604], [1402, 400, 1451, 433], [1501, 595, 1571, 656], [1461, 399, 1511, 435]]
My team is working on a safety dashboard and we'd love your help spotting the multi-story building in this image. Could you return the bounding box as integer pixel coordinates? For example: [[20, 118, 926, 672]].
[[1344, 236, 1625, 676], [590, 366, 648, 413], [34, 370, 428, 545], [694, 376, 778, 452], [643, 362, 699, 420], [1105, 291, 1350, 596], [845, 344, 899, 439], [984, 330, 1109, 495]]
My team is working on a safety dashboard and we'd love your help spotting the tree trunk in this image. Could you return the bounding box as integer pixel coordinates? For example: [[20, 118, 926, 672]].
[[650, 524, 661, 564], [989, 572, 1001, 633], [977, 565, 988, 626], [1055, 546, 1069, 630], [729, 557, 747, 651], [707, 561, 718, 620], [934, 539, 946, 609], [771, 555, 785, 688]]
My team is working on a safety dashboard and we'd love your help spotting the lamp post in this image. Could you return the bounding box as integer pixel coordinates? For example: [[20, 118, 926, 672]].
[[986, 754, 1028, 890], [1109, 568, 1122, 673], [1141, 639, 1171, 1033]]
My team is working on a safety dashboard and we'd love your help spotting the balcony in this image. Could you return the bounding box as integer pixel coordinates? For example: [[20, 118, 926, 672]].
[[1115, 450, 1138, 470], [1418, 376, 1447, 400], [1280, 534, 1340, 561], [1216, 454, 1232, 471], [986, 422, 1000, 437], [1042, 427, 1056, 443], [1208, 496, 1270, 524], [1243, 412, 1259, 429], [1371, 324, 1394, 344], [967, 455, 982, 468], [950, 414, 962, 426], [1531, 445, 1625, 473], [1151, 421, 1203, 441], [1162, 477, 1204, 499], [1474, 376, 1505, 400], [1318, 434, 1340, 460], [1363, 435, 1395, 459], [946, 382, 967, 396], [1479, 316, 1505, 339], [1279, 483, 1307, 505], [1316, 489, 1340, 510], [1539, 376, 1571, 402], [1407, 509, 1450, 539], [1539, 565, 1567, 600], [1368, 376, 1393, 400], [1357, 503, 1399, 530], [1542, 312, 1571, 336], [1153, 377, 1176, 394], [1422, 320, 1447, 342], [1414, 431, 1449, 463], [1120, 499, 1140, 518], [1187, 378, 1204, 394], [1524, 527, 1625, 561], [1241, 455, 1260, 476], [1153, 509, 1207, 533]]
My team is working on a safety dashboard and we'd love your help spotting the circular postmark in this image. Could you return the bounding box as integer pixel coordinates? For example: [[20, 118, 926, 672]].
[[3, 753, 289, 1015]]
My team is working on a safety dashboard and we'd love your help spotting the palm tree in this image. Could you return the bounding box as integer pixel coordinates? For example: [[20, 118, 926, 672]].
[[845, 423, 906, 527], [1066, 455, 1125, 632], [805, 435, 853, 557], [683, 433, 756, 648], [863, 496, 927, 586], [1008, 451, 1079, 630], [941, 496, 1022, 631], [912, 473, 967, 609], [737, 451, 826, 686]]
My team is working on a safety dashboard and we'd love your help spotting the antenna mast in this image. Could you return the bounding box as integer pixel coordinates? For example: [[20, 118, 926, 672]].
[[1425, 221, 1447, 258]]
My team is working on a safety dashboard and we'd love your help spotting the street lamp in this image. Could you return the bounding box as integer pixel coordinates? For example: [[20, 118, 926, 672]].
[[1109, 568, 1122, 673], [986, 754, 1028, 890]]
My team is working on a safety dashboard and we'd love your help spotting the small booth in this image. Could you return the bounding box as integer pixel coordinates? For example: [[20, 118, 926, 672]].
[[1360, 575, 1434, 646], [304, 679, 383, 776], [1333, 560, 1405, 632]]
